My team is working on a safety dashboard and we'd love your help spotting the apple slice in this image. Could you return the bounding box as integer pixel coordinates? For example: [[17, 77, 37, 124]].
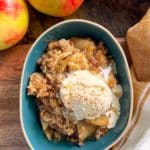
[[86, 115, 109, 126]]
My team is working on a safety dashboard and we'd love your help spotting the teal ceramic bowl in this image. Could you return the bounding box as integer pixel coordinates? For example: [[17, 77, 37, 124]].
[[20, 19, 133, 150]]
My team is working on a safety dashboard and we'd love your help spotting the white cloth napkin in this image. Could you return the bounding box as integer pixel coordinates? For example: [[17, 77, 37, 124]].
[[121, 95, 150, 150], [134, 129, 150, 150]]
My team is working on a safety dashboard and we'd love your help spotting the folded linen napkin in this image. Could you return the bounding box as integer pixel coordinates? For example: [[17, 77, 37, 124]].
[[113, 68, 150, 150], [113, 8, 150, 149], [133, 129, 150, 150]]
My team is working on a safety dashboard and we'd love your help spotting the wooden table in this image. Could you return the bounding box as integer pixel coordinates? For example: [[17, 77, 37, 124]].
[[0, 1, 149, 149]]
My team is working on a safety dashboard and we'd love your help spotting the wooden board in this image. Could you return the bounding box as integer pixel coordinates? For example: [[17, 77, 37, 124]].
[[0, 45, 31, 150], [21, 0, 150, 45], [0, 38, 130, 150]]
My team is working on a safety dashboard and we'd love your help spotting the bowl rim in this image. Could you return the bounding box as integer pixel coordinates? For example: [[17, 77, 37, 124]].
[[20, 19, 133, 150]]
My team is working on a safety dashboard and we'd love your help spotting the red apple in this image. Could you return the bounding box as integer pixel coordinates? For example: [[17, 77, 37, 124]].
[[28, 0, 84, 17], [0, 0, 29, 50]]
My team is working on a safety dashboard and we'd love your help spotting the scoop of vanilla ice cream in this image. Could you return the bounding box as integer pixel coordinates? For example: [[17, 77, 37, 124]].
[[60, 70, 113, 121], [105, 94, 120, 129]]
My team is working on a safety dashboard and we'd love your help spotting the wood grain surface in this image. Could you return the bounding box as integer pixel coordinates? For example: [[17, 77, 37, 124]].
[[21, 0, 150, 45], [0, 45, 31, 150], [0, 39, 129, 150], [0, 1, 149, 149]]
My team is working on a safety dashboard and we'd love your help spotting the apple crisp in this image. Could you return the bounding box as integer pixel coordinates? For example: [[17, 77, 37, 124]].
[[27, 38, 122, 145]]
